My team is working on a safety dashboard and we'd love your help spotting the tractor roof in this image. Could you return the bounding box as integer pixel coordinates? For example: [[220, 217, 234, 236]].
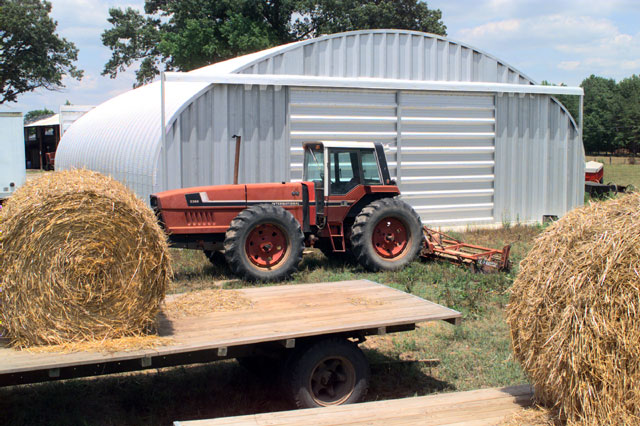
[[303, 141, 377, 150]]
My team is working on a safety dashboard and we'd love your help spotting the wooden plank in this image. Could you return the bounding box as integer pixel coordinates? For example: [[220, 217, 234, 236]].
[[0, 280, 460, 377], [159, 297, 445, 338], [173, 385, 534, 426]]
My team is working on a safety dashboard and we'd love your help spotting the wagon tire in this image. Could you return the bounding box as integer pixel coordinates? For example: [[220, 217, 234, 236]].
[[350, 197, 422, 271], [286, 338, 370, 408], [224, 204, 304, 281]]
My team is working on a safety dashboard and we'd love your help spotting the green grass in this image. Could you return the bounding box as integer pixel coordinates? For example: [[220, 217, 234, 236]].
[[602, 164, 640, 188], [0, 225, 539, 426]]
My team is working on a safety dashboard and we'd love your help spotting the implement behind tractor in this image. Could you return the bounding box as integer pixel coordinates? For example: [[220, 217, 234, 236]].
[[152, 139, 512, 280], [421, 227, 511, 273]]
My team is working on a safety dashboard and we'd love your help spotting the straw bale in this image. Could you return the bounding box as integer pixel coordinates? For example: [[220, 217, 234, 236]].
[[24, 336, 174, 354], [163, 289, 253, 319], [498, 406, 557, 426], [0, 170, 171, 348], [347, 297, 386, 306], [507, 193, 640, 425]]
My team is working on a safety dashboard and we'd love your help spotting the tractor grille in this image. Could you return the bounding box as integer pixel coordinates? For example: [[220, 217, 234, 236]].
[[185, 210, 215, 226], [149, 195, 165, 229]]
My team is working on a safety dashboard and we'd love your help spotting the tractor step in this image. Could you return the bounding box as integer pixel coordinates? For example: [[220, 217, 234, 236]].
[[328, 223, 346, 252]]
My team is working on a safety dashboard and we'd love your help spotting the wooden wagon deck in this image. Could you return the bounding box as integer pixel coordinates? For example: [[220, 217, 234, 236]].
[[0, 279, 461, 387], [175, 385, 534, 426]]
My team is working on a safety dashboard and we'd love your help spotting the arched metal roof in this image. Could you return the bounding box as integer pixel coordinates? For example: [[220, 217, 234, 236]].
[[56, 81, 211, 198], [56, 29, 578, 200], [205, 29, 538, 84]]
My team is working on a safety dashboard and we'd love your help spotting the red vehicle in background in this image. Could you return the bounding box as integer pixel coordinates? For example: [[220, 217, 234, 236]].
[[585, 161, 604, 184]]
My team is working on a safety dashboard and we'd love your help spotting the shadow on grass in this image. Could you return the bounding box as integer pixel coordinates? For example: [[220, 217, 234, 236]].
[[367, 354, 454, 401], [0, 349, 454, 426]]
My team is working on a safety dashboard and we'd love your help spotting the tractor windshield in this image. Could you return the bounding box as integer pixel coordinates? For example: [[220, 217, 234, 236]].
[[303, 145, 324, 184]]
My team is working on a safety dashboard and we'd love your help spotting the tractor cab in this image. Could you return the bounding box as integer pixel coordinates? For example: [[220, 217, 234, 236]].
[[302, 141, 394, 217]]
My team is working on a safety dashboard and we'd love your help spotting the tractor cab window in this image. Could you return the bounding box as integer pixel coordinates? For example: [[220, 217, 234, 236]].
[[329, 150, 361, 195], [303, 145, 324, 184], [361, 150, 382, 185]]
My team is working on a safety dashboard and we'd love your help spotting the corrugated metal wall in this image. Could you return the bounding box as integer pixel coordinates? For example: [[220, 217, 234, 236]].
[[160, 84, 288, 192], [289, 88, 398, 181], [164, 83, 581, 227], [398, 91, 495, 225], [289, 87, 496, 225], [494, 94, 584, 224]]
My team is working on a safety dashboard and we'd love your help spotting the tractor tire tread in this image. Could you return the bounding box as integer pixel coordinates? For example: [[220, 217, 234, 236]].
[[224, 204, 304, 281], [350, 197, 422, 272]]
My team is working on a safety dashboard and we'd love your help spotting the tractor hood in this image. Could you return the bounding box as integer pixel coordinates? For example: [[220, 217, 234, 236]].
[[150, 182, 314, 236], [151, 182, 309, 210]]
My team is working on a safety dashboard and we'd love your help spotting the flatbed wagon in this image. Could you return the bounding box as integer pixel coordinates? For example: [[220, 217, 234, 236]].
[[0, 280, 461, 408]]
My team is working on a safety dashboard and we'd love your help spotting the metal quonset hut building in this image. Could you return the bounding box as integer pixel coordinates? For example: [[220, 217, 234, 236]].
[[57, 29, 584, 228]]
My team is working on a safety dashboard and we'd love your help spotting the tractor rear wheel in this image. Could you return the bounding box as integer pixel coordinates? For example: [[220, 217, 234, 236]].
[[350, 197, 422, 271], [224, 204, 304, 281]]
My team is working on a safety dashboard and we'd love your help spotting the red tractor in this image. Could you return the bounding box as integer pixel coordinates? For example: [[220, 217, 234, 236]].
[[151, 141, 423, 281]]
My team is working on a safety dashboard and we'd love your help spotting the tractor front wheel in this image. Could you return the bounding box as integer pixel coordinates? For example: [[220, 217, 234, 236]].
[[350, 197, 422, 271], [224, 204, 304, 281]]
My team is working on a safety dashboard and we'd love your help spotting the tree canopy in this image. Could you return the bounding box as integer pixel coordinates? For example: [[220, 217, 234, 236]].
[[0, 0, 83, 104], [573, 74, 640, 156], [101, 0, 446, 86], [614, 75, 640, 156], [549, 74, 640, 156], [581, 75, 618, 154], [24, 108, 54, 124]]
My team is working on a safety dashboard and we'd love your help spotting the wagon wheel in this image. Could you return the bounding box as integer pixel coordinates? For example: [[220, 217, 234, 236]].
[[286, 338, 370, 408]]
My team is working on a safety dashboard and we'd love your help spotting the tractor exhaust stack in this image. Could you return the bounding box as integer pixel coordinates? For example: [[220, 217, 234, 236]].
[[232, 135, 241, 185]]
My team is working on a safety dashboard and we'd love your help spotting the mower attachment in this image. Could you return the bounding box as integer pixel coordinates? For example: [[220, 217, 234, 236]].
[[421, 227, 511, 273]]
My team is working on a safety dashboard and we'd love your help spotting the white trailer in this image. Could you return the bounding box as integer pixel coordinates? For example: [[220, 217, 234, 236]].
[[0, 112, 26, 200]]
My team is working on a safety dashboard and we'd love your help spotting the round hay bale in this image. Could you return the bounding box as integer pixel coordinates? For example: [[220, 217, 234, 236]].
[[0, 170, 171, 347], [507, 193, 640, 425]]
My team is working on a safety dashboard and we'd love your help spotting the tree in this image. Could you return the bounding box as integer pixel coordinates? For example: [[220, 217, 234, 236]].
[[0, 0, 83, 104], [298, 0, 446, 36], [541, 80, 580, 125], [102, 0, 446, 86], [614, 75, 640, 156], [581, 75, 619, 154], [24, 107, 54, 124]]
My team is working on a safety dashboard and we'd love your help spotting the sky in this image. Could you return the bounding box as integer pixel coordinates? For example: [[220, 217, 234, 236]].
[[2, 0, 640, 115]]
